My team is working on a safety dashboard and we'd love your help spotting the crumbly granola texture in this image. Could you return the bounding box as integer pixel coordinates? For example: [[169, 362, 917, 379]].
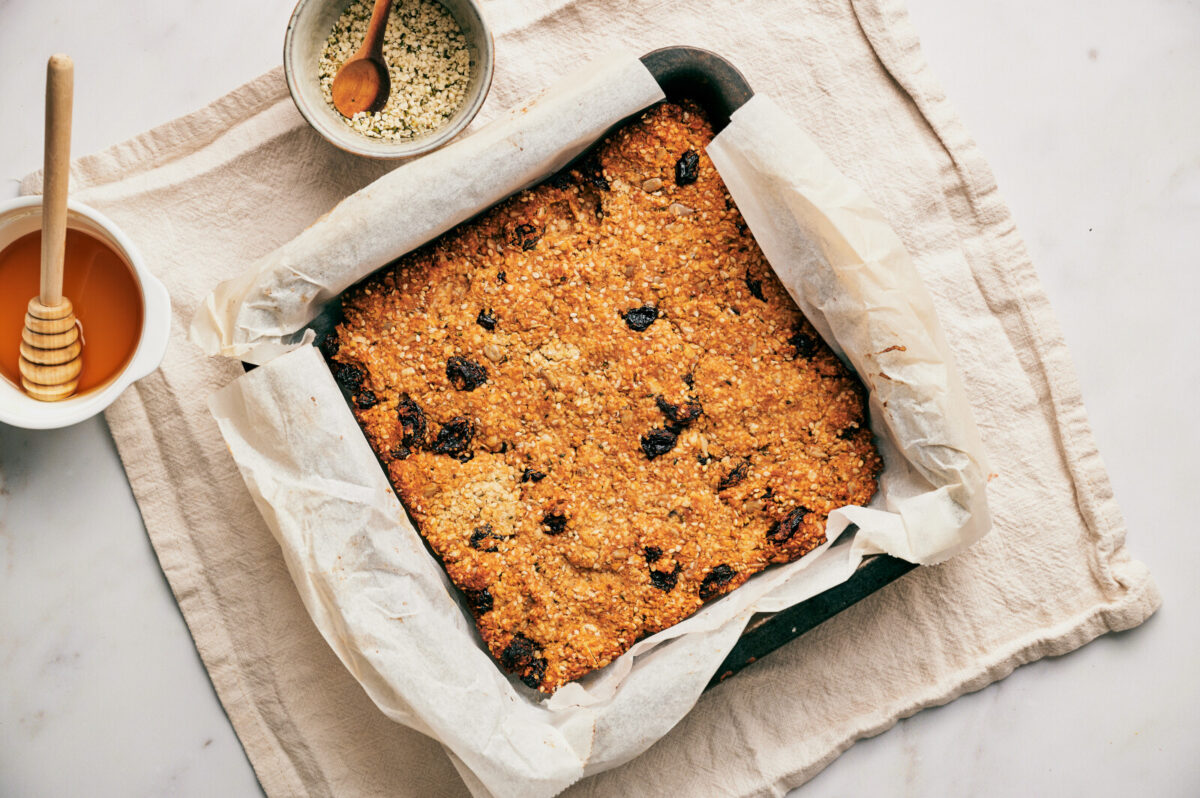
[[327, 101, 881, 692]]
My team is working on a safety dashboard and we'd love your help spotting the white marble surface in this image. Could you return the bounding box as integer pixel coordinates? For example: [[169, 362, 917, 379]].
[[0, 0, 1195, 795]]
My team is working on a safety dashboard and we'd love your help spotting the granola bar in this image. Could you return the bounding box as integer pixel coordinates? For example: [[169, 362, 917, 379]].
[[327, 101, 882, 691]]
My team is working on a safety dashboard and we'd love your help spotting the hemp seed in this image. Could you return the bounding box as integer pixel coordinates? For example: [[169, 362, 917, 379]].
[[317, 0, 472, 140]]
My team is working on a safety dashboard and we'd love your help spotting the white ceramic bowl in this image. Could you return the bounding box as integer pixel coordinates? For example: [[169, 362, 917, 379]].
[[0, 196, 171, 429], [283, 0, 494, 160]]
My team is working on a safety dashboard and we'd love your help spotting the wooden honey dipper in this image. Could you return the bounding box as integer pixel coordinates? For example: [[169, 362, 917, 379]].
[[19, 54, 82, 402]]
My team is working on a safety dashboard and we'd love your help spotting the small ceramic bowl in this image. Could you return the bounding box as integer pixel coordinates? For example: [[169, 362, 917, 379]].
[[283, 0, 494, 160], [0, 196, 171, 430]]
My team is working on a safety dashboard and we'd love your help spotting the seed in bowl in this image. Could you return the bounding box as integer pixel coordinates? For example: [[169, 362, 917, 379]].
[[318, 0, 472, 140]]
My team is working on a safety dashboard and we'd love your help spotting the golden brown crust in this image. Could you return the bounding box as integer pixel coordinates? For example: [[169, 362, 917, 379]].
[[328, 101, 881, 691]]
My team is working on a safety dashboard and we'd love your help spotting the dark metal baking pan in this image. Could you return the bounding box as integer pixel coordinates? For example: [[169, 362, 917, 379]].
[[307, 45, 917, 690]]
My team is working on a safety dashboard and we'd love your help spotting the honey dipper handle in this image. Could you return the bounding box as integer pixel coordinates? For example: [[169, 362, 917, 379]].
[[40, 54, 73, 307]]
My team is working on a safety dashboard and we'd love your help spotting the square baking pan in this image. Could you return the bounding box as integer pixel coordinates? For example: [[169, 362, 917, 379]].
[[304, 45, 917, 691]]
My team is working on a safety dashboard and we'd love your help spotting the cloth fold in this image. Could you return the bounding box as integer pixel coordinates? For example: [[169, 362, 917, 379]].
[[18, 0, 1159, 795]]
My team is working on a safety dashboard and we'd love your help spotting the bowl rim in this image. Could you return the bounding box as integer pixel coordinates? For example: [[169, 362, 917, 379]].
[[283, 0, 495, 160], [0, 196, 172, 430]]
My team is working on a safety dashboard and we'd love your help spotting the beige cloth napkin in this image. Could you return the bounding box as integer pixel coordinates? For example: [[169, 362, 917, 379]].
[[21, 0, 1160, 795]]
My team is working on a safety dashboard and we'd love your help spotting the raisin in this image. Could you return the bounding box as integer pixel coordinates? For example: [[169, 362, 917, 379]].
[[745, 272, 765, 301], [789, 327, 818, 359], [655, 396, 703, 430], [674, 150, 700, 186], [541, 512, 568, 535], [699, 564, 736, 600], [464, 587, 493, 614], [622, 305, 659, 332], [682, 372, 695, 388], [354, 389, 378, 409], [497, 270, 507, 283], [431, 416, 474, 461], [718, 459, 750, 491], [640, 427, 678, 460], [649, 563, 681, 592], [547, 170, 573, 190], [577, 152, 609, 190], [697, 453, 713, 466], [766, 506, 811, 544], [643, 546, 663, 564], [476, 309, 497, 331], [396, 393, 427, 449], [333, 362, 365, 393], [520, 467, 547, 483], [446, 356, 488, 391], [509, 223, 541, 251], [520, 660, 547, 689], [390, 445, 413, 461], [501, 633, 547, 689], [469, 524, 502, 552], [318, 331, 339, 359]]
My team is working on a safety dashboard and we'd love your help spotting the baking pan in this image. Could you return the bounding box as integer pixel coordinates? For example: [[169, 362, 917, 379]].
[[308, 45, 917, 690]]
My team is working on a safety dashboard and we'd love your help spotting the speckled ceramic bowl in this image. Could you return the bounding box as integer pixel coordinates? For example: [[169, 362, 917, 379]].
[[283, 0, 494, 160]]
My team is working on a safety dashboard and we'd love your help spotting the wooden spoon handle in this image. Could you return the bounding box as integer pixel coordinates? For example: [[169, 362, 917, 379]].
[[361, 0, 392, 61], [41, 54, 73, 307]]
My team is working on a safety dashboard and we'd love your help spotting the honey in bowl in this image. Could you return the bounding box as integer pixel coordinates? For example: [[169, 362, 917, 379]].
[[0, 228, 142, 395]]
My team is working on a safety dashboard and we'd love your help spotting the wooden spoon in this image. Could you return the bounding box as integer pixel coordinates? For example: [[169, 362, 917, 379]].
[[19, 54, 82, 402], [330, 0, 393, 117]]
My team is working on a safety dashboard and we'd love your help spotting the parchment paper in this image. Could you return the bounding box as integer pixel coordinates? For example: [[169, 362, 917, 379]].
[[203, 57, 990, 798], [190, 55, 665, 364]]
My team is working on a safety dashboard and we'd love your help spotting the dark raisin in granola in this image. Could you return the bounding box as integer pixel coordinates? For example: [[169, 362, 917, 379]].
[[640, 427, 678, 460], [469, 524, 502, 552], [577, 152, 609, 191], [643, 546, 663, 564], [520, 660, 547, 689], [476, 309, 497, 331], [501, 633, 547, 688], [675, 150, 700, 186], [699, 564, 736, 600], [745, 272, 765, 302], [520, 467, 547, 483], [682, 372, 695, 388], [541, 512, 568, 535], [333, 362, 365, 393], [318, 331, 339, 359], [464, 587, 493, 614], [396, 393, 427, 450], [649, 563, 681, 592], [354, 389, 379, 409], [446, 356, 488, 391], [718, 459, 750, 491], [547, 170, 574, 190], [431, 416, 474, 461], [789, 327, 818, 359], [622, 305, 659, 332], [655, 396, 703, 430], [766, 506, 811, 544], [509, 223, 541, 251]]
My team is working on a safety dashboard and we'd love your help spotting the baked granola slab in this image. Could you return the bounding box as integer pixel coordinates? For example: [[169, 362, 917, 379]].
[[325, 101, 881, 692]]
